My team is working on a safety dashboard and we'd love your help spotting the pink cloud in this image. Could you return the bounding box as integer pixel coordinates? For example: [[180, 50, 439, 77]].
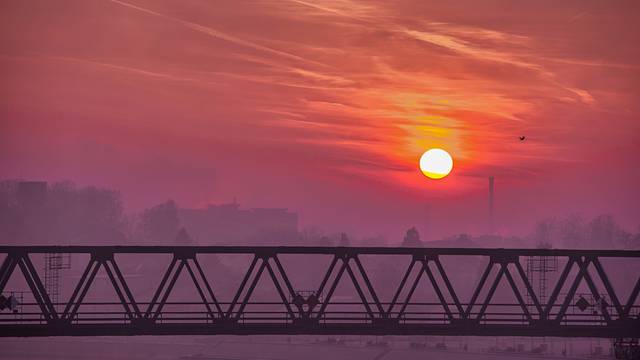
[[1, 0, 638, 237]]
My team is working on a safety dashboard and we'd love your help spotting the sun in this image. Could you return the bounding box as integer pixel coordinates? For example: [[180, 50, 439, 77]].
[[419, 148, 453, 179]]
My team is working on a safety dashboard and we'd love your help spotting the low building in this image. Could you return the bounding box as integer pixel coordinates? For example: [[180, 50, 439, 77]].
[[179, 201, 298, 245]]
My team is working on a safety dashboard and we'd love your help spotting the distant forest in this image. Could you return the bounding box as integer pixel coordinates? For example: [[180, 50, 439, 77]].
[[1, 180, 638, 249]]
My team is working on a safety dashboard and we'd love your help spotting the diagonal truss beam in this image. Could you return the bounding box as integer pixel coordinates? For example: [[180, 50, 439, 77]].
[[184, 257, 224, 320], [502, 264, 532, 322], [63, 254, 140, 322], [1, 253, 58, 321], [18, 255, 58, 321], [466, 257, 545, 322], [551, 257, 630, 323], [514, 260, 543, 316], [311, 254, 384, 320], [544, 257, 575, 320], [466, 260, 494, 319], [0, 255, 18, 299], [226, 254, 298, 322], [0, 247, 638, 338], [434, 257, 464, 317], [62, 257, 100, 320], [590, 257, 624, 318], [624, 275, 640, 317], [388, 256, 462, 321], [104, 257, 140, 319], [475, 264, 506, 321]]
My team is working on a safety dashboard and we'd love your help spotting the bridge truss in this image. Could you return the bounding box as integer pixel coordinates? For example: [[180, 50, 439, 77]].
[[0, 246, 638, 337]]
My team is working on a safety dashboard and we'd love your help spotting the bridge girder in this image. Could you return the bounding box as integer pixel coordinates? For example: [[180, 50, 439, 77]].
[[0, 246, 638, 338]]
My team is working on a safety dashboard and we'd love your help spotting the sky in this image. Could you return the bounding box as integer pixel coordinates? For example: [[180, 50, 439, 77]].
[[1, 0, 639, 240]]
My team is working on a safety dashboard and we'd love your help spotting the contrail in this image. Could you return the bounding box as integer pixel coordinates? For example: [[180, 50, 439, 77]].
[[287, 0, 377, 23], [287, 0, 350, 17], [47, 55, 210, 84], [108, 0, 326, 67]]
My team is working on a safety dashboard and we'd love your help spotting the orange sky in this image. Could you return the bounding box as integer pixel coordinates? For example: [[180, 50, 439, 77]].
[[1, 0, 639, 239]]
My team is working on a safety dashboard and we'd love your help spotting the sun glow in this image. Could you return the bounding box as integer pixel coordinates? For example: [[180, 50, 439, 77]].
[[419, 148, 453, 179]]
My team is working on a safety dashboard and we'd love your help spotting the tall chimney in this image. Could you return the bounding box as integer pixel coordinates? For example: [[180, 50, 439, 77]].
[[488, 176, 494, 234]]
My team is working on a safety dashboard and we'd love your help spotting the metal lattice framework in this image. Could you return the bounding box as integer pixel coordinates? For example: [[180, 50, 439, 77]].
[[0, 246, 639, 337]]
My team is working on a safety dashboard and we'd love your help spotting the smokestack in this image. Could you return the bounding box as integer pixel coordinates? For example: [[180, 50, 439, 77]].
[[488, 176, 494, 234]]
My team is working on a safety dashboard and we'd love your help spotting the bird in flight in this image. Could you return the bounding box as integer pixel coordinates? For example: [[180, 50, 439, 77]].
[[519, 136, 526, 141]]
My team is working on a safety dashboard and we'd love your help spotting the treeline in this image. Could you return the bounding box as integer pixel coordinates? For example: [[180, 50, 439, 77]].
[[530, 214, 639, 249], [0, 181, 128, 244], [0, 180, 638, 249], [0, 180, 190, 245]]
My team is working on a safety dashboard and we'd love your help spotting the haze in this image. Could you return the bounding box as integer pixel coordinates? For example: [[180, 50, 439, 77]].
[[1, 0, 639, 240]]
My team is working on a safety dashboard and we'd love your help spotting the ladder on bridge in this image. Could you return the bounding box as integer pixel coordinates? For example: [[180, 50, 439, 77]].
[[43, 253, 71, 311]]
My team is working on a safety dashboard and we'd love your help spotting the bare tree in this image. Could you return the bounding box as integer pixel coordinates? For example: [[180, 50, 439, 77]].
[[402, 226, 422, 247]]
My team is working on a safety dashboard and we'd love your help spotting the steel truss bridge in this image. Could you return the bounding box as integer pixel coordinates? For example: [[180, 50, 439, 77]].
[[0, 246, 638, 338]]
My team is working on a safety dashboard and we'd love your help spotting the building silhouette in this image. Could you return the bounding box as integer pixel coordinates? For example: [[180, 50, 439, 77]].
[[178, 201, 298, 245]]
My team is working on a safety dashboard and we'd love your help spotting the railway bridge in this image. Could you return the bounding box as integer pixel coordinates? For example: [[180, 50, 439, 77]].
[[0, 246, 638, 341]]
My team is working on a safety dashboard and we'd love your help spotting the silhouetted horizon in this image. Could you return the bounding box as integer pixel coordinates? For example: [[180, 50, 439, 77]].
[[2, 178, 638, 250]]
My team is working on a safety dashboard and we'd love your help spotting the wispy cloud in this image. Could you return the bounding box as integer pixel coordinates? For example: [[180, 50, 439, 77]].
[[3, 0, 637, 202], [108, 0, 326, 67], [401, 29, 543, 73]]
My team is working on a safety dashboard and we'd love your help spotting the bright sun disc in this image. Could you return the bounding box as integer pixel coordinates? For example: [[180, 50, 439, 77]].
[[420, 148, 453, 179]]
